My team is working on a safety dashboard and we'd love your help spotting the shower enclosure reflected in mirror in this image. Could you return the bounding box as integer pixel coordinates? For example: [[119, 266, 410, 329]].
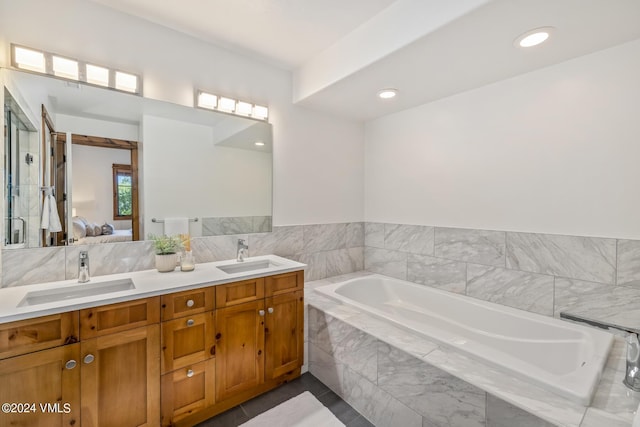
[[1, 68, 273, 249], [3, 88, 38, 248]]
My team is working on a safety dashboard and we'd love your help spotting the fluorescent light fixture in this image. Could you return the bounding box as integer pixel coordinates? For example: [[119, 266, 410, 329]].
[[514, 27, 554, 48], [236, 101, 252, 116], [377, 88, 398, 99], [254, 141, 265, 146], [218, 97, 236, 112], [197, 92, 218, 109], [252, 105, 269, 120], [52, 56, 79, 80], [86, 64, 109, 86], [115, 71, 138, 93], [13, 46, 45, 73]]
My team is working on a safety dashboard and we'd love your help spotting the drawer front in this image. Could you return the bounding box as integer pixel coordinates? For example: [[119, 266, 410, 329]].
[[0, 312, 79, 359], [161, 287, 214, 321], [215, 278, 265, 308], [161, 312, 214, 373], [80, 297, 160, 339], [265, 270, 304, 297], [161, 358, 215, 426]]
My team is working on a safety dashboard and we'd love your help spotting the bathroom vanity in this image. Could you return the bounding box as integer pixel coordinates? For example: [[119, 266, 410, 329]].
[[0, 255, 305, 427]]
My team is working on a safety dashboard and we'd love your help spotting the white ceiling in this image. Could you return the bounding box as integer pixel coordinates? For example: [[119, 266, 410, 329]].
[[88, 0, 640, 121]]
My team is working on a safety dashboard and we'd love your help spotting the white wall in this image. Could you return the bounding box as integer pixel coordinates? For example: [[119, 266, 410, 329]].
[[0, 0, 364, 227], [365, 38, 640, 240], [142, 115, 272, 236], [71, 144, 131, 229]]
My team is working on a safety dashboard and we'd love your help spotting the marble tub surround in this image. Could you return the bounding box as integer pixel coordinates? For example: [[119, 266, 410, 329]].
[[306, 272, 640, 427], [506, 232, 616, 285], [363, 222, 640, 332], [1, 222, 364, 287]]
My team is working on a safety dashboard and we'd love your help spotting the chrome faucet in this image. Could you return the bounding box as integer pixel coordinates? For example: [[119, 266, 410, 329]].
[[624, 333, 640, 391], [78, 251, 90, 283], [237, 238, 248, 262]]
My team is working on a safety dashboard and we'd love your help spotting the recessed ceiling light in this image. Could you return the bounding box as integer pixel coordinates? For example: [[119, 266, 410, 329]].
[[255, 141, 265, 146], [377, 88, 398, 99], [514, 27, 554, 48]]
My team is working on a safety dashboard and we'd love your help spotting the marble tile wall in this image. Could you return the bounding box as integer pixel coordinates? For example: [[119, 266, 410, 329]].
[[308, 306, 560, 427], [364, 222, 640, 331], [1, 222, 364, 287], [201, 215, 272, 235]]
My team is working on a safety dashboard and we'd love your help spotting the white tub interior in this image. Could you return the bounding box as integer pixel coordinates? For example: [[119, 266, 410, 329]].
[[315, 274, 614, 406]]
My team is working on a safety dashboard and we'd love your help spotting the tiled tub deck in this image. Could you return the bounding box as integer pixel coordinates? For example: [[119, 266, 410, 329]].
[[305, 272, 640, 427]]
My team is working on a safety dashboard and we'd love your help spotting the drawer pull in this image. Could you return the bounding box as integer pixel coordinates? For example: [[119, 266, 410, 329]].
[[83, 354, 95, 364], [186, 319, 195, 327], [186, 369, 194, 378], [65, 360, 77, 370], [267, 307, 274, 314], [258, 310, 265, 317], [186, 299, 195, 308]]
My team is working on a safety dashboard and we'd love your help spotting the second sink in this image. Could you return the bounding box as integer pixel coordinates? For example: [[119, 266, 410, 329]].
[[216, 259, 280, 274]]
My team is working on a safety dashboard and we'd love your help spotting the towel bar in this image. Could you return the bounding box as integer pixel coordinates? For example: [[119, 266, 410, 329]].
[[151, 217, 199, 223]]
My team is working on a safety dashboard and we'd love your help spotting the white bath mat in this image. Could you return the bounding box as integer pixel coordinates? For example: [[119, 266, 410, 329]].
[[239, 391, 345, 427]]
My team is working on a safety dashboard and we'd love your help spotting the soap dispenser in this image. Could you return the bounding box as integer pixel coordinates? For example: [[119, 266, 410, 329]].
[[78, 251, 90, 283]]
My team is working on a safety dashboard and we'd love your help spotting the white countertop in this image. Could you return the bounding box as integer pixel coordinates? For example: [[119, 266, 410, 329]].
[[0, 255, 306, 324]]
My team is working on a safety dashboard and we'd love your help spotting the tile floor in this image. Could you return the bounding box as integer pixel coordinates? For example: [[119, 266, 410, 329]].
[[196, 373, 374, 427]]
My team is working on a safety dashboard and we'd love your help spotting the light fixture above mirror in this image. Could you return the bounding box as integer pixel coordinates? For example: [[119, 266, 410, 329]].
[[11, 43, 141, 95], [196, 89, 269, 121]]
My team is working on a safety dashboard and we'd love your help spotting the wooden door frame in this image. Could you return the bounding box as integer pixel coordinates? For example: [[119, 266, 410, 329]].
[[70, 134, 140, 241], [41, 105, 56, 246]]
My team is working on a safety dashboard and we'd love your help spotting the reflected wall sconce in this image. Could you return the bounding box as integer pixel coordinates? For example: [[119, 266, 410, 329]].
[[11, 43, 142, 95], [195, 89, 269, 122]]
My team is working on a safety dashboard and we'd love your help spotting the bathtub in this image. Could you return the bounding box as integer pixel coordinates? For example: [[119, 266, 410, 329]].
[[314, 274, 613, 406]]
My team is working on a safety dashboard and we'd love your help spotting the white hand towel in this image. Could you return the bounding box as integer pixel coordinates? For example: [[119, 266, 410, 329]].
[[40, 194, 50, 229], [164, 217, 189, 236], [41, 193, 62, 232], [47, 194, 62, 232]]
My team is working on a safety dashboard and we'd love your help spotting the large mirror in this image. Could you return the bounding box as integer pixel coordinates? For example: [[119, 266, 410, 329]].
[[2, 68, 272, 248]]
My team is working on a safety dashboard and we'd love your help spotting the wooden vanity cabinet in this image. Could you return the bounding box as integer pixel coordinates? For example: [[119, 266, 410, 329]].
[[80, 297, 161, 427], [0, 343, 81, 427], [214, 299, 265, 401], [0, 269, 304, 427], [160, 288, 216, 426], [214, 270, 304, 400]]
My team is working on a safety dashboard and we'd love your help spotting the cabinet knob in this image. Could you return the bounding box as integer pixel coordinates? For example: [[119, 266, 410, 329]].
[[267, 307, 274, 314], [186, 319, 195, 327], [186, 369, 194, 378], [258, 310, 265, 316], [83, 354, 95, 364], [186, 299, 195, 307], [65, 360, 77, 370]]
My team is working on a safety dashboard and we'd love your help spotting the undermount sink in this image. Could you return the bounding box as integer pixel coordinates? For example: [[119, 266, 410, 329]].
[[216, 259, 281, 274], [18, 278, 135, 307]]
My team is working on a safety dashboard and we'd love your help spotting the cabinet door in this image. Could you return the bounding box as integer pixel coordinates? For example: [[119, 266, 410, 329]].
[[215, 300, 264, 401], [161, 358, 215, 426], [161, 311, 214, 373], [0, 312, 79, 359], [0, 343, 80, 427], [265, 270, 303, 297], [265, 290, 304, 380], [81, 325, 160, 427]]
